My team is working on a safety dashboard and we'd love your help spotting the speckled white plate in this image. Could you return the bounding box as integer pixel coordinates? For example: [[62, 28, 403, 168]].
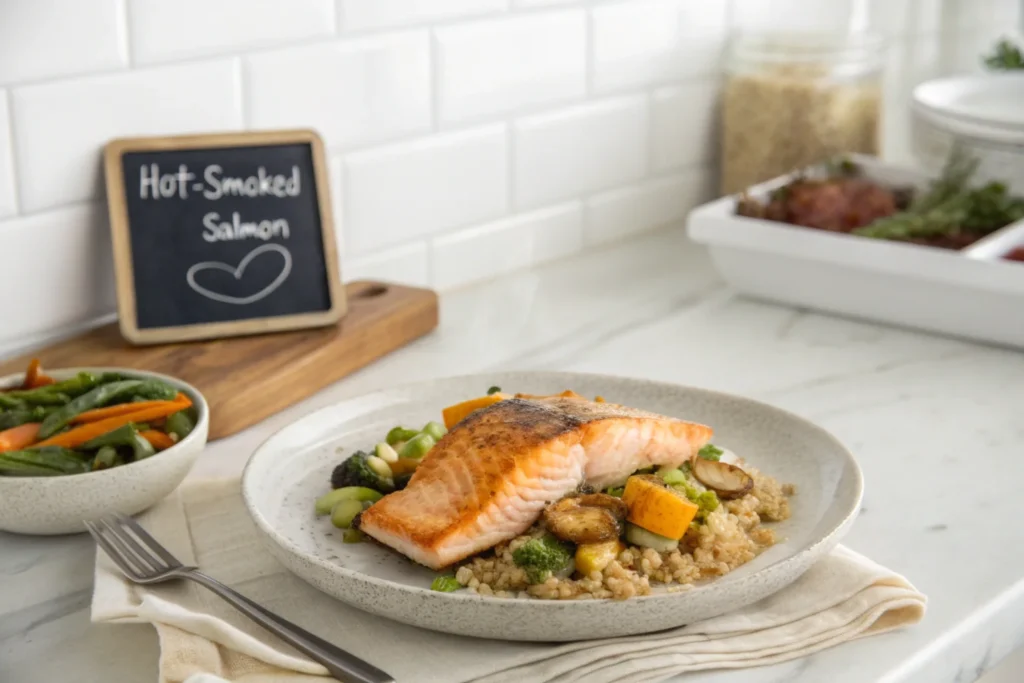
[[242, 372, 862, 642]]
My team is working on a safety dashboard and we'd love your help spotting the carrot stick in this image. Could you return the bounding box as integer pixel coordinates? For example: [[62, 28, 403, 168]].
[[0, 423, 41, 452], [16, 358, 55, 389], [71, 396, 191, 425], [33, 399, 192, 449], [139, 430, 175, 451], [21, 359, 40, 389]]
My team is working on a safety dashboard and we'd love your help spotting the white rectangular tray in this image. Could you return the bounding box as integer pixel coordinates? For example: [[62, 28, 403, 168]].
[[686, 155, 1024, 349]]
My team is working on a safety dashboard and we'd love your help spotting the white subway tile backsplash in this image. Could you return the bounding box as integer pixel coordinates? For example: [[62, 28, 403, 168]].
[[732, 0, 854, 33], [329, 156, 346, 260], [651, 80, 720, 172], [0, 95, 16, 218], [0, 203, 114, 345], [0, 0, 998, 344], [514, 96, 648, 209], [591, 0, 728, 92], [342, 242, 430, 287], [951, 0, 1022, 32], [344, 125, 508, 254], [867, 0, 945, 37], [436, 11, 586, 124], [432, 202, 582, 289], [247, 33, 431, 151], [881, 36, 944, 165], [529, 202, 584, 264], [11, 59, 242, 213], [432, 219, 533, 290], [0, 0, 126, 86], [129, 0, 335, 64], [585, 171, 710, 246], [339, 0, 507, 31]]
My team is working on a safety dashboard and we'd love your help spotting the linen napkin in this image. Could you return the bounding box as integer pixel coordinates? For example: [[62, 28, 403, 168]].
[[92, 478, 925, 683]]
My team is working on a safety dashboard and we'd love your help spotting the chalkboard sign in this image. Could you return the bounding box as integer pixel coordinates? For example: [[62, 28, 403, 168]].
[[104, 130, 344, 344]]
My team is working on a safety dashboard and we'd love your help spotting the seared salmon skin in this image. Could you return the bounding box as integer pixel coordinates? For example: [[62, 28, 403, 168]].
[[358, 396, 712, 570]]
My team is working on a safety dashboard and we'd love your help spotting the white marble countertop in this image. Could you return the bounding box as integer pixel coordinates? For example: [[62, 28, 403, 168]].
[[3, 227, 1024, 683]]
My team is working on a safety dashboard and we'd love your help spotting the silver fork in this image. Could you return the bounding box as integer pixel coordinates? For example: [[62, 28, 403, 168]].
[[86, 513, 395, 683]]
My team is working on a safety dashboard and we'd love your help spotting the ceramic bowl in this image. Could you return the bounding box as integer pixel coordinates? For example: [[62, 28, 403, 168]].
[[0, 367, 209, 535], [243, 371, 863, 642]]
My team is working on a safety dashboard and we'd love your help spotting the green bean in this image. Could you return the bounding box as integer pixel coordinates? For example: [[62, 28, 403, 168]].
[[0, 407, 50, 430], [92, 446, 122, 471], [165, 411, 195, 441], [81, 424, 155, 462], [37, 380, 145, 439], [385, 426, 420, 446], [421, 421, 447, 441], [131, 379, 178, 401], [0, 447, 89, 476], [330, 498, 364, 528], [2, 391, 70, 406], [0, 394, 23, 409], [314, 486, 384, 516], [5, 372, 100, 403], [398, 433, 435, 459], [0, 456, 63, 476]]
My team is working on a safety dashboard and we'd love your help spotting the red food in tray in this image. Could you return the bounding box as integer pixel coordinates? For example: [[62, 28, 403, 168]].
[[735, 153, 1024, 251], [1004, 247, 1024, 262]]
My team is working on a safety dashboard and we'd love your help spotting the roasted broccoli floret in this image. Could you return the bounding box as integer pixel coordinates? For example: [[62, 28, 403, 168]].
[[393, 472, 414, 491], [511, 534, 574, 584], [330, 451, 395, 493]]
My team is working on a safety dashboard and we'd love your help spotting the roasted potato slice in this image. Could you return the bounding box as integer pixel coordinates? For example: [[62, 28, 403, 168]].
[[544, 501, 621, 544], [690, 456, 754, 499]]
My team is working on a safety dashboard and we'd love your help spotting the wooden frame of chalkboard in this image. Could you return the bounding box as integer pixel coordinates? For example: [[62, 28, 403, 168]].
[[104, 129, 345, 345]]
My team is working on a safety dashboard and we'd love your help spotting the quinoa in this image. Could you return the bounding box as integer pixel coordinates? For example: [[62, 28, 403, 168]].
[[455, 472, 794, 600]]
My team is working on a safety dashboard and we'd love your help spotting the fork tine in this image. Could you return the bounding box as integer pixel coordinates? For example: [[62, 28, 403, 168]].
[[86, 520, 144, 580], [99, 517, 164, 574], [115, 513, 182, 568]]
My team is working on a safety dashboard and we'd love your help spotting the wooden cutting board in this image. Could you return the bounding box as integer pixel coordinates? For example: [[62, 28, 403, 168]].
[[0, 281, 438, 440]]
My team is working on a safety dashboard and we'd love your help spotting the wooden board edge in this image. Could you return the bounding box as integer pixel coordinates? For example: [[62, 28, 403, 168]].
[[102, 129, 347, 346]]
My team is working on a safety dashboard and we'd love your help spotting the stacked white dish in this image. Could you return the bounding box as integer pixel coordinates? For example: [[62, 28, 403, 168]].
[[911, 73, 1024, 193]]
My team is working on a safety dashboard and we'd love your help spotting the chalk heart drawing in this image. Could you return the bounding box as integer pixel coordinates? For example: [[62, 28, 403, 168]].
[[186, 243, 293, 305]]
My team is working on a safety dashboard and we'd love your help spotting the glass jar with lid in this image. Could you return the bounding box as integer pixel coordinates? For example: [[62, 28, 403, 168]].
[[720, 31, 884, 195]]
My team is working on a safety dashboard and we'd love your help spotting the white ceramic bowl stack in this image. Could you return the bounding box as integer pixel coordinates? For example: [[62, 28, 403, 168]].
[[911, 73, 1024, 194], [0, 368, 209, 535]]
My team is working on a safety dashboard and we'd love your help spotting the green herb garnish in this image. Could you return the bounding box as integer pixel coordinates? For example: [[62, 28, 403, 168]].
[[698, 444, 723, 461], [430, 575, 461, 592], [984, 38, 1024, 70]]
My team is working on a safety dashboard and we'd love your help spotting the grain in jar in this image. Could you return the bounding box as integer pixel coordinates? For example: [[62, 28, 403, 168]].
[[721, 32, 883, 195]]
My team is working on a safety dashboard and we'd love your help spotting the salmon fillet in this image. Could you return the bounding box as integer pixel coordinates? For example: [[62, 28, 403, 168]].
[[358, 396, 712, 570]]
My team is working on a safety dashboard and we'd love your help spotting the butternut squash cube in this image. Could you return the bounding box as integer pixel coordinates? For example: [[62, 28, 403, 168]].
[[621, 475, 699, 540], [441, 393, 508, 429]]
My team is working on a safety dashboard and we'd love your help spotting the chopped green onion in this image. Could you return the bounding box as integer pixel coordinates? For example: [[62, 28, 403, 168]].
[[430, 575, 461, 592]]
